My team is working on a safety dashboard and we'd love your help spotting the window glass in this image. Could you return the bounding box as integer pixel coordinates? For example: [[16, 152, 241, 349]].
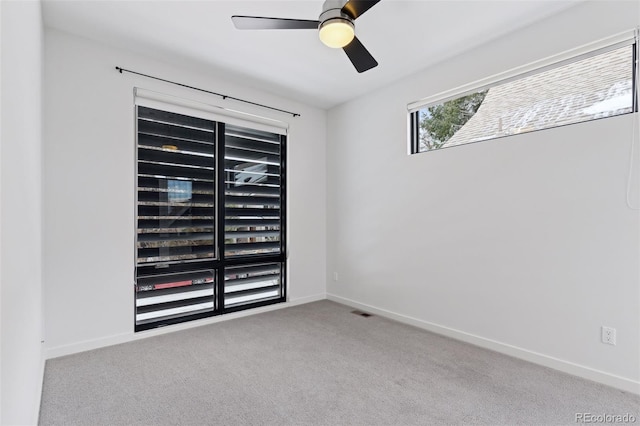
[[135, 107, 287, 330], [413, 45, 635, 153]]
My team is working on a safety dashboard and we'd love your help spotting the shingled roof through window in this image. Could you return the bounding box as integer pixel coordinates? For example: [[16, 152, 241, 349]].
[[443, 45, 633, 148]]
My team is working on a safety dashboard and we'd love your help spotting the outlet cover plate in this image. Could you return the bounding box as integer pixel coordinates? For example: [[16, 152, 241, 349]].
[[602, 326, 616, 345]]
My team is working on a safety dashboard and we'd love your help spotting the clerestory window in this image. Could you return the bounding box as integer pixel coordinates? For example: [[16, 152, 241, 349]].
[[409, 34, 638, 154]]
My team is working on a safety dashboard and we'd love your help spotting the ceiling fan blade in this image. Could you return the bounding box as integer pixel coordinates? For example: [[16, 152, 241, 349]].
[[341, 0, 381, 20], [232, 16, 320, 30], [343, 36, 378, 73]]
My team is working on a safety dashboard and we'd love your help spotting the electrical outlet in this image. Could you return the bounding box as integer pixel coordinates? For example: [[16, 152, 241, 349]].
[[601, 326, 616, 345], [333, 272, 339, 281]]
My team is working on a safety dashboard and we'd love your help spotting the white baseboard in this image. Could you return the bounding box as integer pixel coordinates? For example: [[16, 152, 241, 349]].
[[288, 292, 327, 306], [45, 293, 326, 360], [327, 293, 640, 395]]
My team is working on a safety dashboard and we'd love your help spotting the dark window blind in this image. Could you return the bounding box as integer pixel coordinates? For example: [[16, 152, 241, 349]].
[[135, 105, 287, 330], [223, 125, 285, 307], [224, 125, 282, 257], [136, 106, 216, 326]]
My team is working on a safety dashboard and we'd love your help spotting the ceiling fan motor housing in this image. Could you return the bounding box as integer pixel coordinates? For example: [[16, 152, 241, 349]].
[[319, 0, 355, 48], [321, 0, 351, 15], [320, 0, 354, 27]]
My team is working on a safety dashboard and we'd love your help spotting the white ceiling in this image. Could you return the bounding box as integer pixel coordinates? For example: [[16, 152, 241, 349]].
[[42, 0, 579, 109]]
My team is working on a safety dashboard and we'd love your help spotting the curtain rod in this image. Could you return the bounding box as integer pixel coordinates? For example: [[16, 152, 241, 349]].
[[115, 66, 300, 118]]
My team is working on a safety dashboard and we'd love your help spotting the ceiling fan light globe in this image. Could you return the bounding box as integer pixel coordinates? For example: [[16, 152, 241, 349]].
[[319, 19, 355, 48]]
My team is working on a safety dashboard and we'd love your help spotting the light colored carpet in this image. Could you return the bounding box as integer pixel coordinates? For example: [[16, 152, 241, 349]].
[[39, 300, 639, 425]]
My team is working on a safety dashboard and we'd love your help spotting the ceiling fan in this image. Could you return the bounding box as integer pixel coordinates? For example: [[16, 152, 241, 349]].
[[231, 0, 381, 73]]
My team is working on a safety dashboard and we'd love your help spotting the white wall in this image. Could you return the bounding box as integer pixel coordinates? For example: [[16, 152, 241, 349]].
[[0, 1, 45, 424], [43, 30, 326, 353], [327, 1, 640, 392], [1, 4, 3, 420]]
